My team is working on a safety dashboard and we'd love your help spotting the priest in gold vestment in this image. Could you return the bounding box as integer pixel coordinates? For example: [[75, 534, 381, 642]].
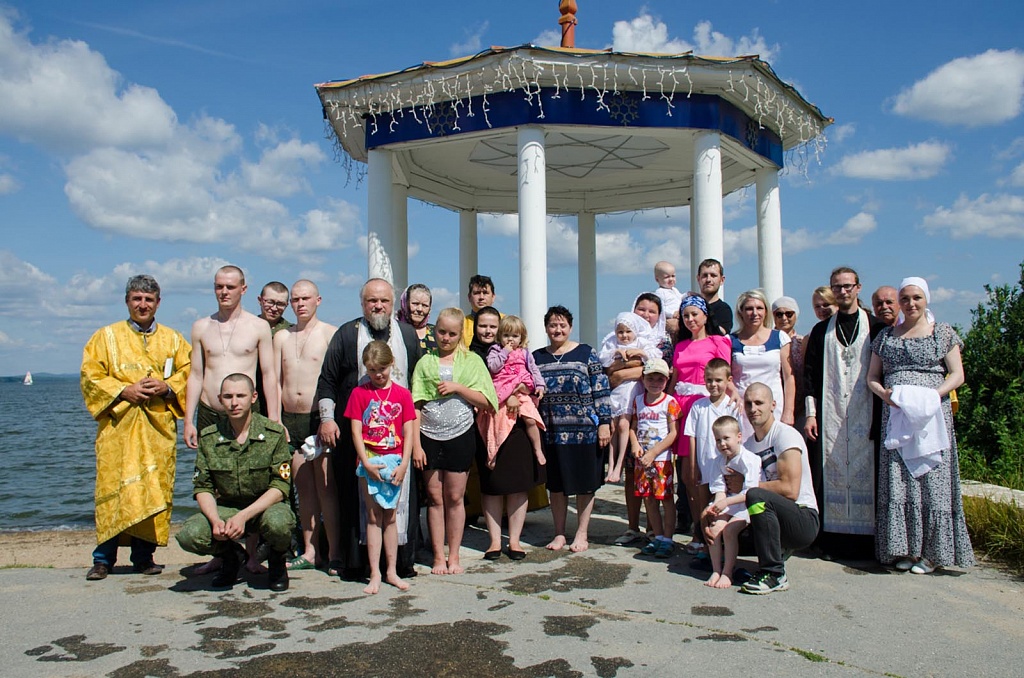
[[81, 275, 191, 581]]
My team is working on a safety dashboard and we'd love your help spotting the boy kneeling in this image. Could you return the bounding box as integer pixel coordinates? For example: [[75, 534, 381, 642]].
[[176, 374, 295, 591]]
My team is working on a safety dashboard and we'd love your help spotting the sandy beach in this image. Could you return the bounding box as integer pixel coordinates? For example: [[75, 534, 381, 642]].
[[0, 526, 196, 570]]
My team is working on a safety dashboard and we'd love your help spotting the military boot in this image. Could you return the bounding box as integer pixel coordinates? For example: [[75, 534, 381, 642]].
[[211, 543, 241, 588], [267, 549, 289, 592]]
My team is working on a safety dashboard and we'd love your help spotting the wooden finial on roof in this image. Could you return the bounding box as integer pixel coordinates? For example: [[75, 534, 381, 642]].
[[558, 0, 578, 48]]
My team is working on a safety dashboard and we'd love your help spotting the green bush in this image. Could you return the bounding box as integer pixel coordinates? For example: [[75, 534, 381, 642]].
[[956, 262, 1024, 491]]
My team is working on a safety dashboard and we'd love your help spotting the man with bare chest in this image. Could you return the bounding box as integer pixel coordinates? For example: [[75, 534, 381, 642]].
[[184, 265, 280, 448], [274, 280, 340, 573]]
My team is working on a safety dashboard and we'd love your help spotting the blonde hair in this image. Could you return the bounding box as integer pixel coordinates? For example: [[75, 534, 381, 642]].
[[361, 340, 394, 368], [735, 289, 771, 329], [712, 415, 741, 436], [813, 285, 837, 307], [435, 307, 468, 353], [497, 315, 529, 348]]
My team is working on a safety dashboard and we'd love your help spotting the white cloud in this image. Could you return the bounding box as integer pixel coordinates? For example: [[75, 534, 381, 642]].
[[0, 173, 18, 194], [0, 13, 177, 152], [241, 137, 325, 198], [479, 213, 519, 236], [722, 225, 759, 261], [337, 272, 364, 288], [832, 141, 951, 180], [611, 15, 777, 61], [0, 250, 56, 317], [829, 123, 856, 143], [0, 328, 14, 346], [533, 29, 562, 48], [921, 193, 1024, 239], [426, 286, 461, 312], [826, 211, 877, 245], [111, 256, 233, 294], [929, 286, 986, 306], [892, 49, 1024, 126], [450, 21, 489, 57], [1010, 162, 1024, 187]]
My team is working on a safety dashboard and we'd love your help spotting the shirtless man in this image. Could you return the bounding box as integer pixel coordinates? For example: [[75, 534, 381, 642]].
[[274, 280, 340, 573], [184, 265, 279, 576]]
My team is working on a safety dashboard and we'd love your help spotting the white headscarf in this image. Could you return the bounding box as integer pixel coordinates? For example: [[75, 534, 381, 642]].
[[599, 311, 660, 367], [897, 276, 936, 325]]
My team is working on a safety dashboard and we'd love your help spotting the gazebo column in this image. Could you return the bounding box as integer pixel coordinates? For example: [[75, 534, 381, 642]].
[[367, 148, 396, 281], [517, 126, 548, 344], [755, 167, 784, 303], [459, 210, 478, 314], [688, 203, 697, 286], [577, 211, 597, 346], [692, 132, 724, 274], [392, 184, 408, 290]]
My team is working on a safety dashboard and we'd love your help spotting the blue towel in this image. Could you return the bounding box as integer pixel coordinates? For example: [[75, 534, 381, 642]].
[[356, 454, 403, 509]]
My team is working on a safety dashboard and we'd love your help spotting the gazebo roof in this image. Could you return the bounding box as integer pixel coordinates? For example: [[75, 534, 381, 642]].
[[315, 45, 832, 214]]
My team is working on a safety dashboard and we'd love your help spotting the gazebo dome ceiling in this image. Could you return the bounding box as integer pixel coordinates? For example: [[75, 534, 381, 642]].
[[316, 45, 831, 215]]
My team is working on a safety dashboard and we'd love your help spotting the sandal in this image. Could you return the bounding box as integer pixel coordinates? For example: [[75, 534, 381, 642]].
[[287, 556, 315, 571], [326, 559, 343, 577]]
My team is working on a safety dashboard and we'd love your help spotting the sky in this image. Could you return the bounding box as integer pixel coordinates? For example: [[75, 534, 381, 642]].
[[1, 1, 1023, 376]]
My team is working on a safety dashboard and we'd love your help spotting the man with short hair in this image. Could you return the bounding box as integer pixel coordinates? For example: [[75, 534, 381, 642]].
[[183, 265, 279, 449], [803, 266, 886, 556], [871, 286, 899, 328], [176, 374, 294, 591], [255, 281, 293, 416], [81, 275, 191, 581], [735, 383, 819, 594], [462, 274, 500, 346], [696, 259, 733, 334], [274, 280, 340, 571], [315, 278, 423, 580]]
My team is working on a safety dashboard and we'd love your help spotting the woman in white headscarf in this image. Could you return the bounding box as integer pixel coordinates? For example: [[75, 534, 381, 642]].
[[866, 277, 974, 574]]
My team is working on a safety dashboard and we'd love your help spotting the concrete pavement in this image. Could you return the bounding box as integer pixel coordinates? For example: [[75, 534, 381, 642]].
[[2, 484, 1021, 677]]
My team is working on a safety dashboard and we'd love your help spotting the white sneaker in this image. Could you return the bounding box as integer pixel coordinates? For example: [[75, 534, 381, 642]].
[[910, 558, 935, 575], [894, 557, 915, 571]]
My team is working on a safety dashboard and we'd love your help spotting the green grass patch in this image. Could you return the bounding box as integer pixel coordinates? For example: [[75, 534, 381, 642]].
[[963, 495, 1024, 575], [0, 563, 53, 569], [791, 648, 828, 662]]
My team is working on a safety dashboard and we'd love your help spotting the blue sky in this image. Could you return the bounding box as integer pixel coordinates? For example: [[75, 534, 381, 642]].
[[1, 1, 1023, 376]]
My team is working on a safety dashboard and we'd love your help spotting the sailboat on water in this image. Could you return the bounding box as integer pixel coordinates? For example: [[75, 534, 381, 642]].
[[23, 371, 32, 386]]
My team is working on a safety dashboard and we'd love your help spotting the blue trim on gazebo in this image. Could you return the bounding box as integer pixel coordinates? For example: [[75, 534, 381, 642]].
[[364, 89, 783, 167]]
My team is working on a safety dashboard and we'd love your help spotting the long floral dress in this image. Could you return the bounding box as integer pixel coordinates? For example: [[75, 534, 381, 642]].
[[872, 322, 974, 568]]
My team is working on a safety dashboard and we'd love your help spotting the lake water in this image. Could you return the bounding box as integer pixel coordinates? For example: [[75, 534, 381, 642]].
[[0, 377, 199, 532]]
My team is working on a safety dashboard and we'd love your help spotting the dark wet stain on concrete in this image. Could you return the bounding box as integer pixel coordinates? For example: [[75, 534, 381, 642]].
[[503, 557, 630, 594], [524, 548, 564, 565], [579, 598, 597, 606], [125, 584, 165, 595], [740, 626, 778, 634], [543, 615, 597, 639], [691, 604, 734, 617], [269, 633, 290, 639], [477, 590, 488, 600], [140, 644, 168, 657], [590, 656, 634, 677], [488, 600, 513, 612], [624, 609, 652, 615], [193, 619, 287, 659], [304, 616, 353, 632], [280, 595, 358, 610], [182, 620, 581, 677], [696, 633, 746, 642], [834, 604, 854, 620], [33, 635, 126, 662], [366, 595, 427, 629], [188, 600, 273, 623], [108, 658, 179, 678], [842, 566, 868, 576], [24, 645, 51, 657]]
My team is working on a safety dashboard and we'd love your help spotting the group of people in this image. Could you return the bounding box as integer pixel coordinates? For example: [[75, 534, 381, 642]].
[[79, 258, 973, 597]]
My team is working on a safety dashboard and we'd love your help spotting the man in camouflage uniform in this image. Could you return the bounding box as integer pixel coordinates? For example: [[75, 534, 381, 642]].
[[176, 373, 294, 591]]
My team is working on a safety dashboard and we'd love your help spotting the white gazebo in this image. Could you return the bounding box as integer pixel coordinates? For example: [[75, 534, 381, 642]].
[[315, 45, 830, 344]]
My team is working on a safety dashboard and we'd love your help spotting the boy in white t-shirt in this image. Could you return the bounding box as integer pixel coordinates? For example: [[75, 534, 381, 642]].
[[652, 261, 683, 340], [629, 358, 681, 559], [701, 416, 761, 589], [684, 358, 739, 520]]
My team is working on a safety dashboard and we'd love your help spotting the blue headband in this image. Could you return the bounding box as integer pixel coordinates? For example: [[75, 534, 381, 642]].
[[679, 295, 708, 316]]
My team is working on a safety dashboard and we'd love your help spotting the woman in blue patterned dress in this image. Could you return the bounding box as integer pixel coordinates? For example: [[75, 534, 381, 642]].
[[533, 306, 612, 553], [867, 277, 974, 574]]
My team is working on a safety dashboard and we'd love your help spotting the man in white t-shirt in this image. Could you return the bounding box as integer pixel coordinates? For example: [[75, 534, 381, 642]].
[[727, 383, 819, 594]]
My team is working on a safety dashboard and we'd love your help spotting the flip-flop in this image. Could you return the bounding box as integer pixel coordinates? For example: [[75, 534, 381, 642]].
[[287, 556, 315, 571], [326, 559, 343, 577]]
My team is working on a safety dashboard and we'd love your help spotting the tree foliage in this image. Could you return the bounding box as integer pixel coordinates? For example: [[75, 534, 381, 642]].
[[956, 261, 1024, 488]]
